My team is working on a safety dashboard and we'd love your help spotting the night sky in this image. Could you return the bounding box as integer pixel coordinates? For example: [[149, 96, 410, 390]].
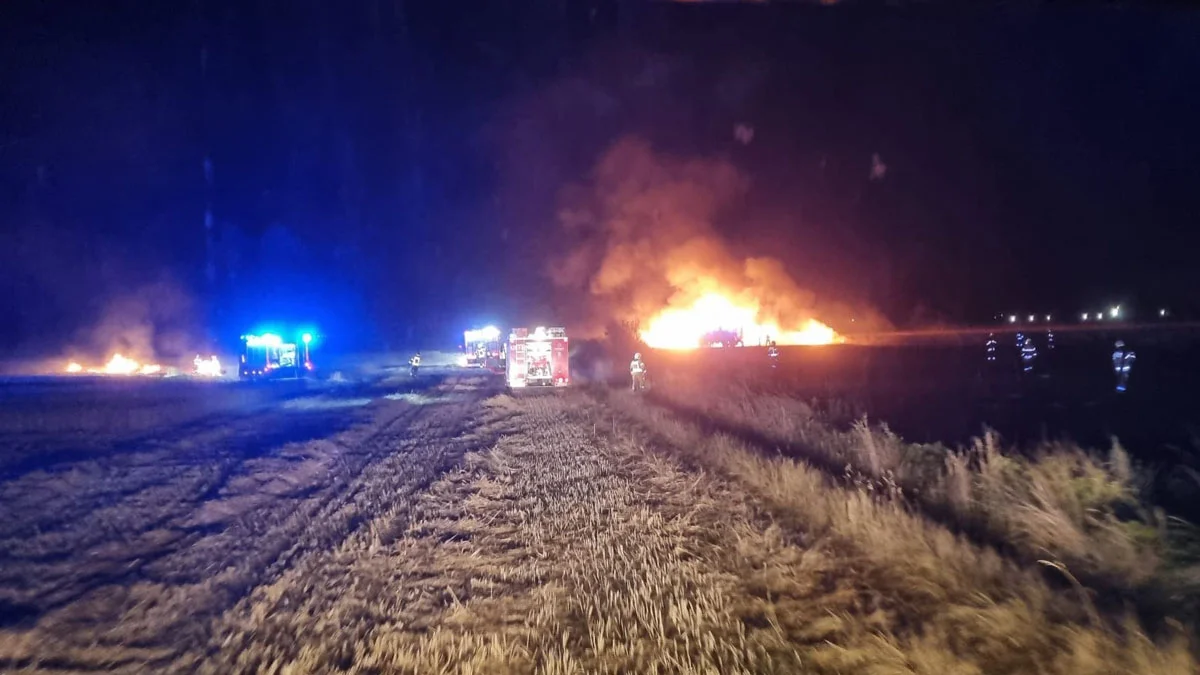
[[2, 1, 1198, 357]]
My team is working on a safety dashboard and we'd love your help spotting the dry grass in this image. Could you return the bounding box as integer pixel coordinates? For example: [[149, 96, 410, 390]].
[[194, 388, 1193, 673], [601, 387, 1196, 674], [647, 372, 1180, 596], [4, 375, 1194, 673], [203, 393, 813, 673]]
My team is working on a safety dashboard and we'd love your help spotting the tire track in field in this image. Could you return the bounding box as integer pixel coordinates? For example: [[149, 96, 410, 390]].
[[201, 392, 806, 674], [0, 377, 502, 673], [195, 393, 522, 673]]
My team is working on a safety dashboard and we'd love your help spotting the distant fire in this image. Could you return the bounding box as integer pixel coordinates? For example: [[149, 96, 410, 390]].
[[193, 355, 222, 377], [64, 353, 164, 376], [640, 293, 840, 350]]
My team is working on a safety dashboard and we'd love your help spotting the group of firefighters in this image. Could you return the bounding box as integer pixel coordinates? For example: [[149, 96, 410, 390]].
[[425, 336, 1137, 393], [986, 330, 1056, 373], [985, 332, 1136, 391]]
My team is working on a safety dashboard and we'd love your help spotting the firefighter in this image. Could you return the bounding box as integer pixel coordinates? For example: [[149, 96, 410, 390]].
[[630, 352, 647, 392], [767, 341, 780, 369], [409, 351, 422, 377], [985, 333, 998, 362], [1021, 337, 1038, 373], [1113, 340, 1135, 392]]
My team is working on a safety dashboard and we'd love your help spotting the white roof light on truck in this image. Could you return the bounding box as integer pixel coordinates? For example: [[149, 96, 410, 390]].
[[465, 326, 501, 342]]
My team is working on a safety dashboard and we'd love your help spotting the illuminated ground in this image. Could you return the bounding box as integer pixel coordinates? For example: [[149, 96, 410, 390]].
[[0, 368, 1191, 673], [0, 371, 488, 669]]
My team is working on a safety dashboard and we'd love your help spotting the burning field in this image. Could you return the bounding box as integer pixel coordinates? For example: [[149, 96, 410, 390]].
[[62, 354, 223, 378], [40, 281, 228, 379], [640, 292, 840, 348], [548, 138, 883, 349], [65, 353, 162, 376], [0, 364, 1194, 673]]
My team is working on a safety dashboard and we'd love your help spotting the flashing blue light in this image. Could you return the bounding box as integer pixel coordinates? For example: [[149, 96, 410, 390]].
[[302, 333, 313, 344]]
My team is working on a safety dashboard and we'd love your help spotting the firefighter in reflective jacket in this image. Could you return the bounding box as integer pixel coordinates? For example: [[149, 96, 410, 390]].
[[409, 352, 422, 377], [1113, 340, 1135, 392], [985, 333, 998, 362], [767, 341, 780, 368], [630, 352, 647, 391], [1021, 337, 1038, 373]]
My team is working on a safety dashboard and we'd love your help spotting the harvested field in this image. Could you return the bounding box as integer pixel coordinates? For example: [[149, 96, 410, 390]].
[[0, 375, 1194, 673]]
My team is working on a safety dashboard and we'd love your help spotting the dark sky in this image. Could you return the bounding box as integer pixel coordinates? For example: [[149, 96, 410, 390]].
[[2, 1, 1198, 355]]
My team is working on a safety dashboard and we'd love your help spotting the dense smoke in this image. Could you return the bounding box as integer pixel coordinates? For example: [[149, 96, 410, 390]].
[[549, 137, 889, 338], [66, 279, 201, 365]]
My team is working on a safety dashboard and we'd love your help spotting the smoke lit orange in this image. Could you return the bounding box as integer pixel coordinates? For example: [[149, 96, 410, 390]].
[[640, 292, 840, 349]]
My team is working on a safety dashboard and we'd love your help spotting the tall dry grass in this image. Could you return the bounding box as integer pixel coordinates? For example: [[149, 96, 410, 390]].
[[645, 373, 1186, 601], [600, 389, 1197, 674]]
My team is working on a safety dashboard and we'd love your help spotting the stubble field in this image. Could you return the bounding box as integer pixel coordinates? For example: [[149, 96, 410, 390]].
[[0, 366, 1195, 673]]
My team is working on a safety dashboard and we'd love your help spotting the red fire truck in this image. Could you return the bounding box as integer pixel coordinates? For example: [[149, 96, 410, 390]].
[[460, 326, 506, 373], [506, 326, 570, 388]]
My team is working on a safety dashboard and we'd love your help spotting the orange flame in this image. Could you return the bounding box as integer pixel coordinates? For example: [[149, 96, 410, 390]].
[[64, 353, 164, 376], [640, 292, 840, 350]]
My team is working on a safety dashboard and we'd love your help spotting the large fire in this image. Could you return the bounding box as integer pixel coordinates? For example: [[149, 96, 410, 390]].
[[640, 293, 840, 350], [64, 353, 164, 376]]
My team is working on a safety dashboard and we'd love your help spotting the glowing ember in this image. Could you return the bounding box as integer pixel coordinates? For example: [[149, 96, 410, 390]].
[[193, 355, 222, 377], [640, 293, 840, 350], [64, 353, 164, 376]]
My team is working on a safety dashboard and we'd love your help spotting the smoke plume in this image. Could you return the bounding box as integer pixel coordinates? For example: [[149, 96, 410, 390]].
[[550, 137, 888, 338], [69, 278, 201, 364]]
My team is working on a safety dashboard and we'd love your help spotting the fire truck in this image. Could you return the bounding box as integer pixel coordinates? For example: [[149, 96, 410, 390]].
[[506, 326, 569, 388], [239, 332, 315, 380], [460, 326, 506, 372]]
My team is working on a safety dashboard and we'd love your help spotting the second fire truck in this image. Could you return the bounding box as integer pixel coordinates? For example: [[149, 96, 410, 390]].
[[460, 326, 506, 373]]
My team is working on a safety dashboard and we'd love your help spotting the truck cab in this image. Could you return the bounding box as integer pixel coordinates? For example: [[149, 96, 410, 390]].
[[240, 332, 315, 380]]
